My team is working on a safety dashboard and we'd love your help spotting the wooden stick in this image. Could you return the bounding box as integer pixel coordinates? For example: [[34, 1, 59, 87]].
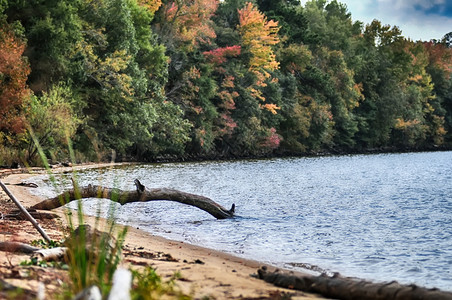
[[0, 180, 52, 243]]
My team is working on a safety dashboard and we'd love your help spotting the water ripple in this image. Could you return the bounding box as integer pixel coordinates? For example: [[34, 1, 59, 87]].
[[30, 151, 452, 291]]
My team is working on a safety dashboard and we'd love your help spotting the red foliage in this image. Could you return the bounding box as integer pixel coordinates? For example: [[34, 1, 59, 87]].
[[219, 113, 237, 135], [261, 127, 281, 149], [203, 45, 241, 65], [423, 41, 452, 76], [0, 24, 31, 134]]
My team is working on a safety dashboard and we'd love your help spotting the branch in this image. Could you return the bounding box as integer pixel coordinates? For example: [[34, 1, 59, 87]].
[[0, 180, 52, 243], [31, 179, 235, 219]]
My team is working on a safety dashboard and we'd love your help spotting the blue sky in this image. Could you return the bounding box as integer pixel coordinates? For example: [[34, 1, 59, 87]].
[[300, 0, 452, 41]]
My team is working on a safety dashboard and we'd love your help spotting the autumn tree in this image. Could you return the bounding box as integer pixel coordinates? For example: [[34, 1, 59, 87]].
[[4, 0, 83, 92], [202, 46, 241, 148], [238, 2, 280, 112], [157, 0, 219, 50], [424, 38, 452, 144], [0, 18, 30, 140], [71, 0, 191, 158]]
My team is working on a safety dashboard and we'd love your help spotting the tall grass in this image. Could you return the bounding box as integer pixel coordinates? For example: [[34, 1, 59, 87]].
[[28, 128, 127, 297], [29, 128, 192, 299]]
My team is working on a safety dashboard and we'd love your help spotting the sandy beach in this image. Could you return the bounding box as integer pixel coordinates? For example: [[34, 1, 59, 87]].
[[0, 165, 325, 299]]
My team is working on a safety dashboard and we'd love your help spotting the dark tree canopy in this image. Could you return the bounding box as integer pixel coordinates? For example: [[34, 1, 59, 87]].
[[1, 0, 452, 165]]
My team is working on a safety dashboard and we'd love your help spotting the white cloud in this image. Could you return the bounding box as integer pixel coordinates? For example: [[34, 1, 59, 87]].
[[299, 0, 452, 41]]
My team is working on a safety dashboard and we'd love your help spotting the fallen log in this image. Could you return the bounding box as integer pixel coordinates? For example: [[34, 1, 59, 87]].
[[4, 208, 60, 220], [0, 241, 40, 254], [256, 266, 452, 300], [31, 179, 235, 219], [32, 247, 68, 262], [0, 241, 68, 261]]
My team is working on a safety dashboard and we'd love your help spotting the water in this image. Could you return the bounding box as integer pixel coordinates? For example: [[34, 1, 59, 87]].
[[30, 151, 452, 291]]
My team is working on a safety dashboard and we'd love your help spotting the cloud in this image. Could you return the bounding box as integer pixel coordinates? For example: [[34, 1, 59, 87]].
[[371, 0, 452, 40], [416, 2, 452, 17], [298, 0, 452, 41]]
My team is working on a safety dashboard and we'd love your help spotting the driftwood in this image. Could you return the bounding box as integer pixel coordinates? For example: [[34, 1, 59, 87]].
[[0, 241, 40, 254], [0, 241, 68, 261], [0, 180, 52, 242], [256, 266, 452, 300], [32, 247, 68, 262], [32, 179, 235, 219], [4, 208, 59, 220]]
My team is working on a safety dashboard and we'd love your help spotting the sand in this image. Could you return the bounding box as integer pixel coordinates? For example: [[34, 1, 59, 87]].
[[0, 165, 326, 299]]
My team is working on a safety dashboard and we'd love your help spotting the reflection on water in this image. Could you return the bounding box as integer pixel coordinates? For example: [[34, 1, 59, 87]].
[[30, 151, 452, 291]]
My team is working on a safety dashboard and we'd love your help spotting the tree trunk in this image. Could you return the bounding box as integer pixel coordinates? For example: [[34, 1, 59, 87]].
[[31, 180, 235, 219], [256, 266, 452, 300]]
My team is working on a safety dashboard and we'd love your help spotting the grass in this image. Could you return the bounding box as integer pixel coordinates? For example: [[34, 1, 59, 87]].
[[27, 130, 191, 299], [131, 268, 191, 300]]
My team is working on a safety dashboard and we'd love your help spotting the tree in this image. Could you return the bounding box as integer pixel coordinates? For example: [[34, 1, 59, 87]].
[[5, 0, 83, 92], [424, 38, 452, 144], [155, 0, 219, 51], [69, 0, 191, 159], [442, 31, 452, 48], [237, 2, 280, 111], [256, 0, 308, 44], [0, 17, 30, 140], [24, 84, 81, 163]]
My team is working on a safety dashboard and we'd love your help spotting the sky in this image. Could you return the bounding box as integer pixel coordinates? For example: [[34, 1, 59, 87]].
[[300, 0, 452, 42]]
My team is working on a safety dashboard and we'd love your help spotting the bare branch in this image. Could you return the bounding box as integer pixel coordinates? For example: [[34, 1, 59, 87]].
[[32, 180, 235, 219]]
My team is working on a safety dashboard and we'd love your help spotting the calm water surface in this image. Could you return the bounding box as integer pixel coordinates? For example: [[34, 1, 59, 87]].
[[31, 151, 452, 291]]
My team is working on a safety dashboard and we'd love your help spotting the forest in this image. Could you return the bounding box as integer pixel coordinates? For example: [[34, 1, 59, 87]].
[[1, 0, 451, 165]]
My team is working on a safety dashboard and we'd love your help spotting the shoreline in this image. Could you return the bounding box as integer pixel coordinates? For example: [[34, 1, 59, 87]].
[[0, 165, 325, 299]]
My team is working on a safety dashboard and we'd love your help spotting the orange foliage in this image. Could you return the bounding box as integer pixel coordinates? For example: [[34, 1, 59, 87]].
[[260, 103, 281, 115], [138, 0, 162, 14], [164, 0, 219, 49], [0, 25, 31, 134], [219, 113, 237, 135], [238, 2, 280, 75], [395, 118, 421, 129], [237, 2, 281, 113]]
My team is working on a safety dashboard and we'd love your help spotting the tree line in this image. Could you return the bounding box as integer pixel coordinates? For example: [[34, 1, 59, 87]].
[[1, 0, 451, 165]]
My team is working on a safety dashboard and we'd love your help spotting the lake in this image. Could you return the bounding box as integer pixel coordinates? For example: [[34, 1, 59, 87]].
[[30, 151, 452, 291]]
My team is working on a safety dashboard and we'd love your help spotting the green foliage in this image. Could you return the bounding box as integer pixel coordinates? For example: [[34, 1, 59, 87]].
[[23, 84, 81, 163], [131, 267, 191, 300], [31, 239, 63, 249], [2, 0, 452, 163], [20, 257, 69, 269], [5, 0, 83, 91], [65, 223, 128, 296]]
